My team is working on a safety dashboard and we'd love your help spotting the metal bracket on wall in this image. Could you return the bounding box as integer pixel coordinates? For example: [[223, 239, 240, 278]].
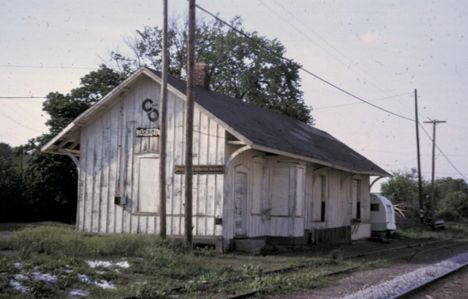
[[369, 176, 384, 190]]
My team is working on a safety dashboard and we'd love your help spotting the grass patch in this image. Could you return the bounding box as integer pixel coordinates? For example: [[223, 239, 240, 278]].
[[0, 225, 370, 298], [398, 221, 468, 240], [1, 225, 178, 258]]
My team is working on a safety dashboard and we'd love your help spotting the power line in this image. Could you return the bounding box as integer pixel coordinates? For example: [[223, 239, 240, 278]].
[[195, 3, 414, 122], [419, 123, 467, 181], [0, 64, 95, 70], [196, 4, 467, 181], [0, 96, 45, 99], [263, 0, 393, 96], [314, 92, 411, 110], [0, 110, 44, 133]]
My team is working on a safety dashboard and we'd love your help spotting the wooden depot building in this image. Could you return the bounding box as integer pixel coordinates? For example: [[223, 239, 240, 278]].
[[42, 65, 389, 251]]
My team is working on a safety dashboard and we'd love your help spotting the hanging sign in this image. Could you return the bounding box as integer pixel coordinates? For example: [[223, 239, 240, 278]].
[[136, 128, 160, 137], [175, 165, 225, 174]]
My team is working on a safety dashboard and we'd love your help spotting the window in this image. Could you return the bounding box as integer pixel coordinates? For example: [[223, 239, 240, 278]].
[[270, 165, 290, 216], [251, 161, 263, 214], [320, 201, 326, 222], [136, 156, 159, 213], [352, 179, 361, 220], [370, 203, 380, 211]]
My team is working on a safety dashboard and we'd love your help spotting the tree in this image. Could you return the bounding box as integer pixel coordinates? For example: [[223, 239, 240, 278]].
[[0, 143, 23, 222], [111, 18, 313, 124], [381, 170, 425, 216], [436, 191, 468, 220], [43, 65, 126, 135], [15, 65, 127, 222]]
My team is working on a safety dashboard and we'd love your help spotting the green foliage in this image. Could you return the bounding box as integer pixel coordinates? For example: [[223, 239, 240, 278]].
[[436, 191, 468, 220], [43, 65, 126, 135], [0, 143, 24, 222], [0, 66, 127, 223], [381, 170, 425, 216], [112, 18, 313, 124], [381, 171, 468, 220]]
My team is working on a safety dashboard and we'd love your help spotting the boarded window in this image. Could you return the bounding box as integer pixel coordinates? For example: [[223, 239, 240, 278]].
[[251, 161, 263, 214], [234, 170, 247, 235], [271, 165, 291, 216], [295, 167, 305, 216], [137, 156, 159, 212]]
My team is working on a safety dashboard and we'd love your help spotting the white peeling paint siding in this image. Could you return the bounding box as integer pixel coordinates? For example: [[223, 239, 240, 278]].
[[224, 150, 306, 243], [77, 75, 225, 236], [304, 166, 371, 239]]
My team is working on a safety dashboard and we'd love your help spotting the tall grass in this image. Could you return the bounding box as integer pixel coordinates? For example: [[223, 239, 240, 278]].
[[1, 225, 179, 258]]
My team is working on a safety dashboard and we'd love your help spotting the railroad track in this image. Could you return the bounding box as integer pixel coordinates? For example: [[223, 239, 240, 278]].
[[225, 239, 468, 299], [391, 255, 468, 299]]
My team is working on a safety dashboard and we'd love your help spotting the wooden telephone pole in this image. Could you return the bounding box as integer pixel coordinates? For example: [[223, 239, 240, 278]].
[[414, 89, 424, 220], [184, 0, 196, 248], [159, 0, 169, 238], [423, 119, 446, 216]]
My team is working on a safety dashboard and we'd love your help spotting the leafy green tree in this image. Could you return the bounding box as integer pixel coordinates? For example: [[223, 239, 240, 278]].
[[15, 65, 126, 222], [43, 65, 126, 135], [0, 143, 23, 222], [381, 170, 426, 216], [111, 18, 313, 124], [436, 191, 468, 220]]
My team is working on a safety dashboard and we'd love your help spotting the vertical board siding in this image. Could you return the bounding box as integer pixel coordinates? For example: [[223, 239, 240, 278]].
[[79, 76, 225, 237], [224, 151, 306, 242]]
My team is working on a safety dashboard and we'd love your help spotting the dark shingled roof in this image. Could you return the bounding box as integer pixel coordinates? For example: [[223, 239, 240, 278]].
[[153, 69, 388, 176]]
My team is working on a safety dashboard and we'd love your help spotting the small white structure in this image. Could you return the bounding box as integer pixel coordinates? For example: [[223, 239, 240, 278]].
[[370, 193, 397, 233], [42, 66, 389, 251]]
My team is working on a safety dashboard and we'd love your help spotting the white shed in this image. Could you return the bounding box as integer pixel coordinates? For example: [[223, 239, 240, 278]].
[[42, 66, 389, 251]]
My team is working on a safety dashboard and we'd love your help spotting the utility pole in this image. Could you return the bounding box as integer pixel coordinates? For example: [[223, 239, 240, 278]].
[[184, 0, 195, 249], [158, 0, 168, 239], [414, 89, 423, 221], [423, 119, 446, 217]]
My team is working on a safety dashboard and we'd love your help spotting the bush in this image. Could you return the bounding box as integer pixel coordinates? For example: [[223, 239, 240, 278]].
[[436, 191, 468, 221]]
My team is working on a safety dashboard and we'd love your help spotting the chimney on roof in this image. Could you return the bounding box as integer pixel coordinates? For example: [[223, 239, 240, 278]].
[[193, 62, 210, 89]]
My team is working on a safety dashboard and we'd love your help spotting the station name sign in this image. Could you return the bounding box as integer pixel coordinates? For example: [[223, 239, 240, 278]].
[[175, 165, 224, 174], [136, 128, 160, 137]]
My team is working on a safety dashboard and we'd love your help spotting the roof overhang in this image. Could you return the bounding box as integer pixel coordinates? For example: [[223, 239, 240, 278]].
[[42, 66, 389, 177]]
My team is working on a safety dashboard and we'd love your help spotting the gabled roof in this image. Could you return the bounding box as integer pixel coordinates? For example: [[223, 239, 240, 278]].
[[43, 66, 389, 176]]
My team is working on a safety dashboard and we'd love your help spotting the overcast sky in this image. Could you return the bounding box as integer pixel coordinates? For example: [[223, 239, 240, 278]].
[[1, 0, 467, 189]]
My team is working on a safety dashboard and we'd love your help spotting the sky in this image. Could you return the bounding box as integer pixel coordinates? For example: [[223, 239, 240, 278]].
[[1, 0, 467, 190]]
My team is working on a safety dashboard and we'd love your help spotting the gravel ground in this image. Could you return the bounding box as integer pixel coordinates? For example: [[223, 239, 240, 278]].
[[407, 267, 468, 299], [281, 242, 468, 299]]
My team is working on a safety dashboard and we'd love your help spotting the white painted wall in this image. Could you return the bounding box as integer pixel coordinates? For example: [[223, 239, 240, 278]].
[[77, 75, 225, 236]]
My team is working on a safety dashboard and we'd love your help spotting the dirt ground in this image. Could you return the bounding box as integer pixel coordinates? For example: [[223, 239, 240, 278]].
[[281, 243, 468, 299]]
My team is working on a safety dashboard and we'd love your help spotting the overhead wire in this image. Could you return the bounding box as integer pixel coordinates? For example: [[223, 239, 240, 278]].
[[314, 92, 411, 110], [195, 3, 414, 122], [195, 3, 467, 181], [262, 0, 393, 96], [0, 64, 95, 70]]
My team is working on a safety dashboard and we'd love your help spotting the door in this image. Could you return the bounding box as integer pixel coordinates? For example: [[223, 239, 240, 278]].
[[234, 169, 248, 236]]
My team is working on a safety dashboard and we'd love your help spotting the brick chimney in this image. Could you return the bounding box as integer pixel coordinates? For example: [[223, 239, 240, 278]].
[[193, 62, 210, 89]]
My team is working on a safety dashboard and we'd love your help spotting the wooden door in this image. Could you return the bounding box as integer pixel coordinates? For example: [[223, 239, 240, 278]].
[[234, 170, 248, 236]]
